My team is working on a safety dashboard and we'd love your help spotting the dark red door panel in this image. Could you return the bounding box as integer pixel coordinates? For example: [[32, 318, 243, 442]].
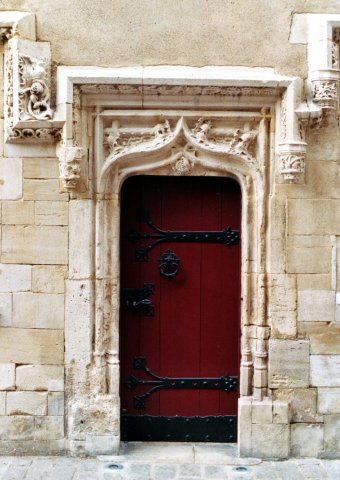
[[120, 176, 241, 442]]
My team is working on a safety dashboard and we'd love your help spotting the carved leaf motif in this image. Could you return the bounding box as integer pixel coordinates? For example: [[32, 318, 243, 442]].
[[280, 154, 305, 183]]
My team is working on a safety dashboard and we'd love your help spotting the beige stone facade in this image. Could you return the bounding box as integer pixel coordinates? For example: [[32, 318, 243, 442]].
[[0, 2, 339, 460]]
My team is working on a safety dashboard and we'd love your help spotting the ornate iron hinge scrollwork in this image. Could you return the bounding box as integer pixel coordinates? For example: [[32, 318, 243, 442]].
[[121, 284, 155, 316], [129, 209, 240, 261], [123, 357, 238, 410]]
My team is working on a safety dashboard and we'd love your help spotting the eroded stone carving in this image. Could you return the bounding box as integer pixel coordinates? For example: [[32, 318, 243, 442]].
[[170, 144, 196, 175], [279, 153, 305, 184], [18, 54, 52, 121], [104, 119, 173, 158], [190, 118, 257, 163], [58, 146, 85, 191], [312, 80, 338, 112]]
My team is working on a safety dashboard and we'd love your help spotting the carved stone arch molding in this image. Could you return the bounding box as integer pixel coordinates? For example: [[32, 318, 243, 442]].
[[1, 10, 340, 457]]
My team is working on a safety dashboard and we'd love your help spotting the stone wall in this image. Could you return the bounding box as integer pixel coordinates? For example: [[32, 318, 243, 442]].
[[0, 3, 339, 460]]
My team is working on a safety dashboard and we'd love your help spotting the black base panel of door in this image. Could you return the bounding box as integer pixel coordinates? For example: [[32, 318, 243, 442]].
[[121, 415, 237, 442]]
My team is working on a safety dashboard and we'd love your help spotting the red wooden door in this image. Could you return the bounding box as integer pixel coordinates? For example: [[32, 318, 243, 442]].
[[120, 176, 241, 442]]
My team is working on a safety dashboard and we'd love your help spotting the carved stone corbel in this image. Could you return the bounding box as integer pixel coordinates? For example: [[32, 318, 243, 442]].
[[4, 37, 63, 143], [58, 146, 85, 191]]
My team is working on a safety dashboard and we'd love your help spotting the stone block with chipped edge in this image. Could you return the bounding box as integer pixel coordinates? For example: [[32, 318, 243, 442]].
[[35, 201, 68, 226], [16, 365, 64, 391], [48, 392, 64, 416], [0, 264, 31, 292], [2, 201, 34, 225], [0, 327, 64, 364], [32, 265, 67, 294], [6, 391, 47, 416], [238, 396, 252, 457], [0, 363, 15, 390], [298, 290, 335, 323], [268, 339, 309, 388], [13, 292, 64, 329], [273, 388, 322, 424], [291, 423, 324, 457], [34, 416, 64, 440], [2, 225, 68, 265], [268, 274, 297, 338], [0, 292, 12, 326]]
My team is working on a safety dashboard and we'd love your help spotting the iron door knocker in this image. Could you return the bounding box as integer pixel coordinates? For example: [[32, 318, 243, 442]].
[[158, 250, 180, 278]]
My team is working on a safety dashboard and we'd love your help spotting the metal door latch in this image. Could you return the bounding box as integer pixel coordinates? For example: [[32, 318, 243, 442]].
[[121, 283, 155, 316]]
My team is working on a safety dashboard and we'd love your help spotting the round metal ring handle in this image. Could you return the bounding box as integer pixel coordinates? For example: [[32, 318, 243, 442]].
[[158, 250, 180, 278]]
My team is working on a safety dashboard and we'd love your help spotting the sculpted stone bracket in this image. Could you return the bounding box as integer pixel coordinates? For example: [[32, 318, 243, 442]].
[[0, 12, 63, 143]]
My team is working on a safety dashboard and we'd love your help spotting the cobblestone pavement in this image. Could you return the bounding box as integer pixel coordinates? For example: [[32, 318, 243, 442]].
[[0, 443, 340, 479]]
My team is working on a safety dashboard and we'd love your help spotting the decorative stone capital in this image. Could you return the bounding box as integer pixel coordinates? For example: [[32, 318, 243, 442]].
[[312, 78, 338, 112], [58, 146, 85, 191], [278, 142, 306, 184]]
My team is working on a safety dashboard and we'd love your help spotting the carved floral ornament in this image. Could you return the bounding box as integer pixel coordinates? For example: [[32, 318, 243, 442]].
[[102, 116, 258, 176]]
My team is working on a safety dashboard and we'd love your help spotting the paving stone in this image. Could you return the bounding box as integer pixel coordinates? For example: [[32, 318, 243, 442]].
[[3, 465, 31, 480], [297, 460, 331, 479], [179, 463, 202, 476], [204, 464, 228, 478], [152, 464, 178, 479]]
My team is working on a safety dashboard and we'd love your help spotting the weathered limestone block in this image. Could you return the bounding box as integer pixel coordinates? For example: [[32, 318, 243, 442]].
[[23, 179, 68, 201], [2, 200, 34, 224], [297, 274, 331, 291], [2, 226, 68, 264], [0, 439, 66, 455], [48, 392, 64, 416], [0, 293, 12, 326], [23, 158, 59, 179], [0, 363, 15, 390], [287, 247, 331, 274], [273, 400, 292, 424], [16, 365, 64, 391], [68, 395, 119, 441], [65, 280, 93, 366], [298, 290, 335, 323], [268, 339, 309, 388], [0, 158, 22, 200], [13, 292, 64, 329], [6, 392, 47, 415], [238, 396, 252, 457], [0, 393, 5, 415], [0, 327, 64, 364], [324, 415, 340, 452], [268, 197, 286, 273], [251, 424, 290, 459], [252, 397, 272, 424], [291, 424, 324, 457], [0, 416, 34, 440], [0, 264, 31, 292], [32, 265, 67, 294], [311, 355, 340, 387], [34, 416, 64, 440], [35, 201, 68, 226], [309, 324, 340, 354], [268, 274, 297, 338], [85, 435, 120, 456], [69, 200, 94, 279], [273, 388, 322, 423], [318, 388, 340, 414], [288, 200, 340, 235]]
